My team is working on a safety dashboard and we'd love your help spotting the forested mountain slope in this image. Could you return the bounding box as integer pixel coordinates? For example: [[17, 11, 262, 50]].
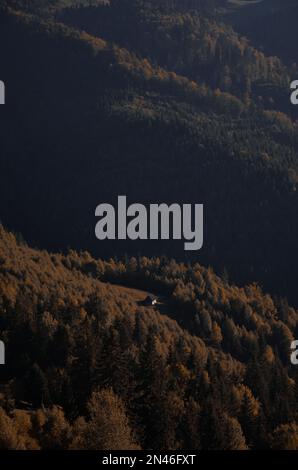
[[58, 0, 294, 111], [222, 0, 298, 66], [4, 5, 298, 304], [1, 0, 298, 452], [1, 4, 298, 304], [0, 226, 297, 449]]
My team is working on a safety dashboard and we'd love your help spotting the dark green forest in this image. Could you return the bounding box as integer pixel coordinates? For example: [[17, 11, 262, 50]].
[[1, 1, 298, 304], [0, 0, 298, 450], [223, 0, 298, 66]]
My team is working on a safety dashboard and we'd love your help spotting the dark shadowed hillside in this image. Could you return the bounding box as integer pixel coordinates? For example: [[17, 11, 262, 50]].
[[221, 0, 298, 66], [0, 3, 298, 304], [58, 0, 293, 107], [1, 0, 298, 454]]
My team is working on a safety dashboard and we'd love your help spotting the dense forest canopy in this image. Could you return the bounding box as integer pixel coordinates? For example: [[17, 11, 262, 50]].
[[0, 226, 297, 449], [58, 0, 293, 105], [222, 0, 298, 66], [0, 0, 298, 450], [1, 2, 298, 303]]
